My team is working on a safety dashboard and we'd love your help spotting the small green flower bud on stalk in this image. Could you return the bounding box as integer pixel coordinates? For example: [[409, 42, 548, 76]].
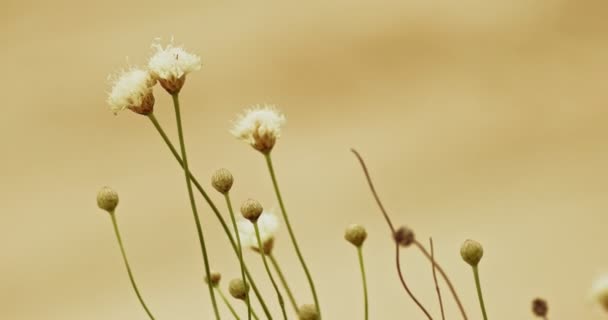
[[298, 304, 319, 320], [532, 298, 548, 318], [344, 224, 367, 247], [460, 239, 484, 267], [205, 271, 222, 288], [240, 199, 263, 222], [97, 186, 119, 213], [228, 278, 250, 300], [211, 168, 234, 194], [394, 226, 415, 247]]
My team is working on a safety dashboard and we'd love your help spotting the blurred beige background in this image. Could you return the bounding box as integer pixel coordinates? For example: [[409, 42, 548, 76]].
[[1, 0, 608, 319]]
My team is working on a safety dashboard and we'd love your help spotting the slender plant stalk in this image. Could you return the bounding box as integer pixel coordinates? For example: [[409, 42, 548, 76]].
[[147, 114, 273, 319], [269, 254, 299, 313], [395, 244, 433, 319], [430, 238, 445, 320], [225, 193, 252, 320], [357, 246, 369, 320], [265, 153, 320, 317], [472, 266, 488, 320], [218, 287, 241, 320], [171, 93, 221, 319], [109, 213, 156, 320], [246, 298, 261, 320], [351, 148, 468, 320], [254, 223, 288, 320]]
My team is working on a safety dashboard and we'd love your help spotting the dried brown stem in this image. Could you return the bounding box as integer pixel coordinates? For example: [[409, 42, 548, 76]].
[[430, 238, 445, 320], [396, 244, 434, 319]]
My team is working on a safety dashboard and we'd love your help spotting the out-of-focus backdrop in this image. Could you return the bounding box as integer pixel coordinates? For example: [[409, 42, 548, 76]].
[[1, 0, 607, 319]]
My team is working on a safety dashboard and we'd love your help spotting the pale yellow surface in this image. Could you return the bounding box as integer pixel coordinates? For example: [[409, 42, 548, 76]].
[[1, 0, 608, 319]]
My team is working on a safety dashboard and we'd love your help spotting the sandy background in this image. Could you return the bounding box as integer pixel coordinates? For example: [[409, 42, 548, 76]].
[[1, 0, 608, 319]]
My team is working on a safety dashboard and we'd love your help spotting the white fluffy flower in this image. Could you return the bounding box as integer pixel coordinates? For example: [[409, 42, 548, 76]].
[[107, 68, 156, 115], [148, 40, 201, 94], [591, 274, 608, 309], [231, 106, 286, 154], [237, 211, 279, 254]]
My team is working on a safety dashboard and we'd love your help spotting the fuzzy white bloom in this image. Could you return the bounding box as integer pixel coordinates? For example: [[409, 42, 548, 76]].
[[231, 106, 286, 154], [237, 211, 279, 254], [107, 68, 156, 115], [148, 40, 201, 94], [591, 274, 608, 309]]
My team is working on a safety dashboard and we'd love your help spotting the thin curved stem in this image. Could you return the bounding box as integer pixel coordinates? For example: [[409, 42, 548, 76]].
[[147, 114, 273, 319], [265, 153, 320, 318], [254, 223, 288, 320], [357, 247, 369, 320], [472, 266, 488, 320], [415, 241, 467, 320], [171, 93, 220, 319], [430, 238, 445, 320], [396, 244, 433, 319], [269, 254, 299, 314], [226, 193, 252, 320], [109, 213, 156, 320], [218, 287, 241, 320]]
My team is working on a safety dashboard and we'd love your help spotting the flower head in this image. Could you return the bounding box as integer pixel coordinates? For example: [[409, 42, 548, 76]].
[[148, 39, 201, 94], [107, 68, 156, 115], [237, 211, 279, 254], [344, 224, 367, 247], [460, 239, 484, 267], [231, 106, 286, 154], [97, 186, 119, 213], [591, 274, 608, 310]]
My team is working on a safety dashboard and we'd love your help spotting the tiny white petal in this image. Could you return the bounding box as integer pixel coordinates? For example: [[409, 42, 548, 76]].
[[230, 105, 286, 152], [148, 40, 201, 81], [236, 211, 279, 250], [106, 68, 155, 114]]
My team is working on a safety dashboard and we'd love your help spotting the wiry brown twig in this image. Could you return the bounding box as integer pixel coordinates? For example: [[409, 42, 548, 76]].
[[351, 148, 469, 320], [351, 148, 432, 320], [430, 238, 446, 320]]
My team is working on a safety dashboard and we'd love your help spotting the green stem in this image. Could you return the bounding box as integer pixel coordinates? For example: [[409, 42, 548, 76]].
[[269, 254, 298, 313], [171, 93, 221, 319], [254, 223, 288, 320], [357, 247, 369, 320], [218, 287, 241, 320], [109, 213, 156, 320], [226, 193, 252, 320], [147, 114, 272, 319], [265, 153, 320, 317], [472, 266, 488, 320]]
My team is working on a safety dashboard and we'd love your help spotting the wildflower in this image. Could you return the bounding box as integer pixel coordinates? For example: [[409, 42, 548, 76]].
[[591, 274, 608, 310], [344, 224, 367, 247], [211, 168, 234, 194], [240, 199, 263, 222], [204, 271, 222, 288], [298, 304, 320, 320], [97, 186, 119, 213], [228, 278, 249, 300], [107, 68, 156, 115], [230, 106, 286, 154], [148, 39, 201, 94], [460, 239, 484, 267], [237, 212, 279, 254]]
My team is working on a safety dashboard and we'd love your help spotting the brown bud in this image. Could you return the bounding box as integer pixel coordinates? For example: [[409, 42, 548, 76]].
[[532, 298, 548, 317], [228, 278, 249, 300], [204, 271, 222, 287], [460, 239, 484, 267], [252, 237, 275, 255], [97, 186, 119, 213], [394, 226, 415, 247], [298, 304, 319, 320], [240, 199, 263, 222], [158, 75, 186, 95], [127, 92, 155, 115], [211, 168, 234, 194], [344, 224, 367, 247]]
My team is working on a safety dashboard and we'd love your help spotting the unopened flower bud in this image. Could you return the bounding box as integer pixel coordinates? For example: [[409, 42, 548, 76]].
[[532, 298, 548, 317], [394, 226, 415, 247], [97, 186, 119, 213], [240, 199, 263, 222], [344, 224, 367, 247], [211, 168, 234, 194], [298, 304, 319, 320], [204, 271, 222, 287], [460, 239, 484, 267], [228, 278, 249, 300]]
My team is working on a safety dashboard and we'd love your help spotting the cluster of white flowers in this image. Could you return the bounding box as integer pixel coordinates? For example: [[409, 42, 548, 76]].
[[231, 105, 286, 154], [106, 39, 201, 114], [237, 211, 279, 253]]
